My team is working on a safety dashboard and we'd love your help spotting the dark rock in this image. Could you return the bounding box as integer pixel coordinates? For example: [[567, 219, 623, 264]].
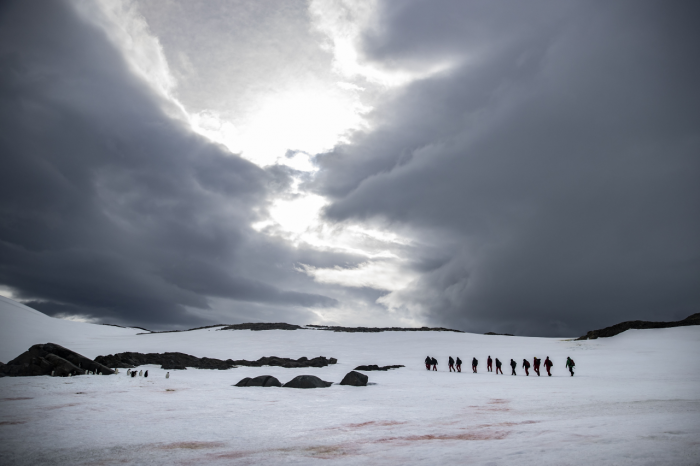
[[484, 332, 514, 336], [0, 343, 115, 377], [219, 323, 303, 331], [576, 313, 700, 340], [95, 352, 337, 370], [306, 325, 463, 333], [235, 375, 282, 387], [339, 371, 368, 386], [354, 364, 404, 371], [283, 375, 333, 389]]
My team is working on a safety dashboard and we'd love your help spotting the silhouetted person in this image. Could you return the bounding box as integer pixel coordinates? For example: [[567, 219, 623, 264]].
[[472, 357, 478, 373], [566, 357, 575, 376], [544, 357, 553, 376], [510, 359, 517, 375], [425, 356, 431, 370], [487, 356, 493, 372], [431, 357, 438, 371], [448, 356, 455, 372], [522, 359, 530, 376], [533, 357, 541, 376], [455, 357, 462, 372], [495, 358, 503, 374]]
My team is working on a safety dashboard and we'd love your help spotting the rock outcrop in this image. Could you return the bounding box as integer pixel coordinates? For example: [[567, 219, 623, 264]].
[[307, 325, 463, 333], [576, 313, 700, 340], [219, 323, 303, 331], [235, 375, 282, 387], [354, 364, 404, 371], [283, 375, 333, 389], [339, 371, 368, 386], [95, 352, 337, 370], [0, 343, 115, 377]]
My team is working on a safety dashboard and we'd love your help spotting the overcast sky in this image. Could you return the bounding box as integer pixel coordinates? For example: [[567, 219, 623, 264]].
[[1, 0, 698, 336]]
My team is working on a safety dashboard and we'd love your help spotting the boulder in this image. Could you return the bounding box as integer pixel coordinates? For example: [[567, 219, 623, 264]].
[[235, 375, 282, 387], [283, 375, 333, 389], [339, 371, 368, 386], [0, 343, 115, 377]]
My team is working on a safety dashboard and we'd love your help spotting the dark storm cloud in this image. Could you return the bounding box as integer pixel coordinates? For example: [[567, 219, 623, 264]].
[[0, 0, 336, 328], [313, 1, 700, 336]]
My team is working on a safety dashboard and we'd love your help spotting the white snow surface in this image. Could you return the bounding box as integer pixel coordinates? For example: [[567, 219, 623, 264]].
[[1, 297, 699, 465]]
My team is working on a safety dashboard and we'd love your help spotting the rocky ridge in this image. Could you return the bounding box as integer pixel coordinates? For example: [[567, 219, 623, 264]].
[[94, 352, 337, 370], [576, 313, 700, 340]]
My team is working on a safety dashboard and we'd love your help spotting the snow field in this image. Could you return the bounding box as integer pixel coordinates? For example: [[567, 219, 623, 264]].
[[1, 297, 699, 465]]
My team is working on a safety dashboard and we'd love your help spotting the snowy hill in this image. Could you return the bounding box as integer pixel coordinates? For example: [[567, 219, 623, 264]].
[[1, 296, 699, 465], [0, 295, 142, 363]]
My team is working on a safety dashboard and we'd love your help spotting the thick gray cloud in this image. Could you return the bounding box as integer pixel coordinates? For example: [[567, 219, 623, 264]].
[[0, 0, 339, 328], [313, 0, 700, 335]]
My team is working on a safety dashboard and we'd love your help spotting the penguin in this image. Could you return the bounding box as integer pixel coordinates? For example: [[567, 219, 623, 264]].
[[144, 370, 148, 378], [115, 368, 119, 374], [69, 373, 72, 377], [166, 372, 170, 379], [131, 370, 137, 378], [139, 370, 143, 376], [51, 370, 55, 376], [98, 372, 102, 375]]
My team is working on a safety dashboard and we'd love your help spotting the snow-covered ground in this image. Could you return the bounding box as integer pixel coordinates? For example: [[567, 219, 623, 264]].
[[1, 296, 699, 465]]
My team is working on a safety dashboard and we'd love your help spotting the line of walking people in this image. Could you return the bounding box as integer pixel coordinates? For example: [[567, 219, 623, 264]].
[[425, 355, 575, 376]]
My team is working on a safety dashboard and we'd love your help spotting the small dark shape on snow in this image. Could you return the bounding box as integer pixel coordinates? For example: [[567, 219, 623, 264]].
[[576, 313, 700, 340], [354, 365, 404, 371], [95, 352, 337, 370], [484, 332, 515, 336], [283, 375, 333, 389], [339, 371, 368, 386], [0, 343, 115, 377], [219, 323, 303, 331], [306, 325, 463, 333], [235, 375, 282, 387]]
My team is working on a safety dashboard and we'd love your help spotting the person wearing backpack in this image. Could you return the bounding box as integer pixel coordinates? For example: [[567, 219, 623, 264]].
[[495, 358, 503, 374], [472, 357, 478, 373], [487, 355, 493, 372], [544, 356, 553, 376], [533, 357, 541, 376], [522, 358, 531, 376], [448, 356, 455, 372], [510, 359, 517, 375], [455, 357, 462, 372], [431, 357, 438, 371], [425, 356, 431, 370], [566, 357, 575, 376]]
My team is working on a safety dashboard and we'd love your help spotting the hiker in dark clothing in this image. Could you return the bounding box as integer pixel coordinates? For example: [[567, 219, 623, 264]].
[[522, 359, 530, 376], [425, 356, 431, 370], [495, 358, 503, 374], [448, 356, 455, 372], [472, 357, 478, 373], [533, 357, 541, 376], [455, 357, 462, 372], [487, 356, 493, 372], [566, 357, 575, 376], [544, 356, 553, 376], [431, 357, 438, 371], [510, 359, 517, 375]]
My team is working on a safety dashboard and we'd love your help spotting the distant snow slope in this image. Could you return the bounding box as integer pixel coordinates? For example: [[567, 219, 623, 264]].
[[0, 295, 142, 363], [1, 295, 699, 465]]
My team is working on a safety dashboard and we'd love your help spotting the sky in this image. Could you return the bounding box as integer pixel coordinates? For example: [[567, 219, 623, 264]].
[[1, 0, 698, 336]]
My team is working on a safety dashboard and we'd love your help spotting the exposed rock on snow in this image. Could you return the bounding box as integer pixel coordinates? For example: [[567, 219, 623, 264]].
[[95, 352, 337, 370], [484, 332, 515, 336], [354, 364, 404, 371], [235, 375, 282, 387], [283, 375, 333, 388], [339, 371, 368, 386], [307, 325, 463, 333], [576, 313, 700, 340], [219, 323, 303, 331], [0, 343, 115, 377]]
